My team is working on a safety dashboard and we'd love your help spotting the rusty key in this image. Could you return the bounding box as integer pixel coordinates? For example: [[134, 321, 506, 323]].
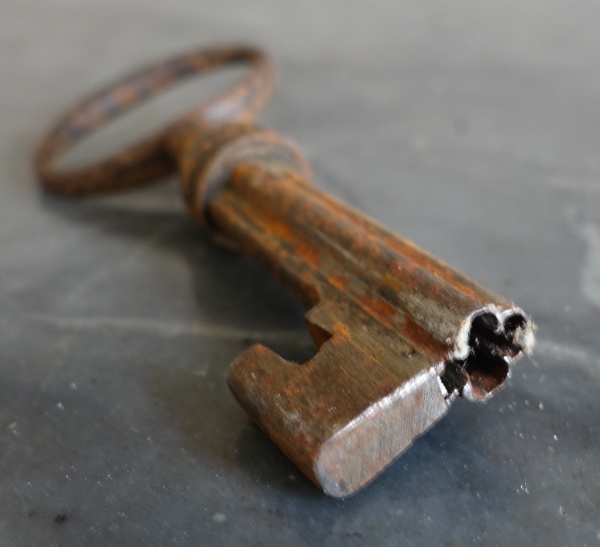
[[35, 45, 535, 498]]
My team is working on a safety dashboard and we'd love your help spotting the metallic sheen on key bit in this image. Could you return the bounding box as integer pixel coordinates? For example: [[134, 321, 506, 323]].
[[35, 45, 536, 498]]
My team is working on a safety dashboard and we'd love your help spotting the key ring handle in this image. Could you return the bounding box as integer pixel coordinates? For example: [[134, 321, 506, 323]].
[[35, 45, 277, 195]]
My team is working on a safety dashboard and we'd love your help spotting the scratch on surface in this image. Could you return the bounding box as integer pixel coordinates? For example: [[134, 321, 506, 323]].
[[24, 312, 307, 342], [577, 223, 600, 309]]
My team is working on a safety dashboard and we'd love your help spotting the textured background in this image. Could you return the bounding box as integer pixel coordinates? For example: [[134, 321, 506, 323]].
[[1, 1, 599, 545]]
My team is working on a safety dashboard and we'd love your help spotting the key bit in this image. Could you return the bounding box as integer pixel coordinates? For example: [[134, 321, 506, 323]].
[[35, 45, 535, 498]]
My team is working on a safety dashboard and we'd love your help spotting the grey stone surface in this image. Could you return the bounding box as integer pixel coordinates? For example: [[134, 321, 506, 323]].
[[1, 0, 599, 545]]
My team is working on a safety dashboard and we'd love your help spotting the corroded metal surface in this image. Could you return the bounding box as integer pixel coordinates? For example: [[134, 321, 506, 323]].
[[35, 46, 276, 195], [34, 45, 535, 498], [203, 152, 535, 496]]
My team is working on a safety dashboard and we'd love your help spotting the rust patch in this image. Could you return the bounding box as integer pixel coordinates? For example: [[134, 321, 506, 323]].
[[328, 273, 349, 292], [293, 242, 321, 270], [400, 314, 448, 362], [307, 322, 332, 350], [355, 294, 397, 326], [331, 322, 351, 340]]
